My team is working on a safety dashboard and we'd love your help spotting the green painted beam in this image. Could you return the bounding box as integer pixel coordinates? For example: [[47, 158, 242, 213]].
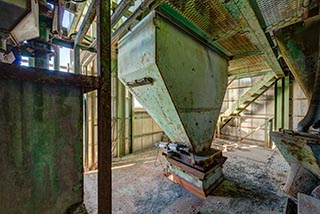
[[228, 69, 271, 79], [234, 0, 284, 77], [275, 78, 283, 130], [117, 80, 126, 157], [274, 76, 291, 130], [265, 16, 303, 33], [283, 76, 290, 129]]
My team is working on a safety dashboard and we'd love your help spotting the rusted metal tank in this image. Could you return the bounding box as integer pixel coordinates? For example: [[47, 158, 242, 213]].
[[118, 11, 228, 198]]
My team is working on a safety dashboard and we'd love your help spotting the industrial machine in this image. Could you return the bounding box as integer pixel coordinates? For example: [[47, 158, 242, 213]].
[[270, 13, 320, 212], [0, 0, 82, 69], [118, 11, 228, 198]]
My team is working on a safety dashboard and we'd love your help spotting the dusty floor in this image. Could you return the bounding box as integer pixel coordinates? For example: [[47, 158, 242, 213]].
[[84, 140, 290, 214]]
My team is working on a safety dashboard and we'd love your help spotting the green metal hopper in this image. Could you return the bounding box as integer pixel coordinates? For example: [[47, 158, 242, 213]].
[[118, 11, 228, 155]]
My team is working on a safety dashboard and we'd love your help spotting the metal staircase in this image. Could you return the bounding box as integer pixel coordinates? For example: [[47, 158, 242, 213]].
[[219, 72, 278, 129]]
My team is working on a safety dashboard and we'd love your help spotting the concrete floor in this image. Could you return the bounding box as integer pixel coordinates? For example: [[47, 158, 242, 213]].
[[84, 140, 290, 214]]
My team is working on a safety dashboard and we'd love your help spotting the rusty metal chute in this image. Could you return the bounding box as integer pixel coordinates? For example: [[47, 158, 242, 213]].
[[118, 11, 228, 198], [118, 11, 228, 154]]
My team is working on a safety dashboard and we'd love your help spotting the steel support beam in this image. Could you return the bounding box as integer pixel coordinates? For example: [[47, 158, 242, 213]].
[[74, 0, 97, 46], [74, 46, 80, 74], [69, 3, 86, 36], [54, 45, 60, 71], [126, 92, 133, 154], [228, 69, 271, 79], [111, 0, 136, 28], [283, 76, 290, 129], [97, 0, 111, 212], [111, 0, 164, 44], [111, 58, 118, 156], [73, 0, 97, 75], [274, 76, 291, 130], [117, 80, 126, 157], [275, 79, 283, 130], [235, 0, 284, 77], [0, 62, 99, 92]]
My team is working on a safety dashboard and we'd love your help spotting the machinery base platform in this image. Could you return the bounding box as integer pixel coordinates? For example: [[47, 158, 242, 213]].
[[165, 155, 226, 199]]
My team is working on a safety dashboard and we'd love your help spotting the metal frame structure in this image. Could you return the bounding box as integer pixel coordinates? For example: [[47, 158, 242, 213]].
[[2, 0, 319, 212], [97, 0, 111, 212]]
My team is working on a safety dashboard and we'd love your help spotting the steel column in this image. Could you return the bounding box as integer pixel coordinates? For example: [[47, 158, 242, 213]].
[[274, 77, 290, 130], [275, 78, 283, 130], [117, 80, 126, 157], [54, 46, 60, 71], [74, 46, 80, 74], [111, 58, 118, 156], [97, 0, 111, 212], [235, 0, 284, 77], [283, 76, 290, 129], [127, 92, 133, 153], [90, 91, 96, 168]]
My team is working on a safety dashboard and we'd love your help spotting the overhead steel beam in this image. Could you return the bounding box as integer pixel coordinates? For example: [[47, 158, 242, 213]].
[[69, 3, 87, 36], [74, 0, 97, 46], [234, 0, 284, 77], [265, 16, 302, 33], [73, 0, 96, 74], [228, 68, 271, 79], [97, 0, 112, 212], [0, 62, 99, 92], [111, 0, 136, 28], [111, 0, 165, 44]]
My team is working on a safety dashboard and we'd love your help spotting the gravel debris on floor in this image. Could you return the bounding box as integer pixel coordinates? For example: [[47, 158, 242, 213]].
[[84, 141, 290, 214]]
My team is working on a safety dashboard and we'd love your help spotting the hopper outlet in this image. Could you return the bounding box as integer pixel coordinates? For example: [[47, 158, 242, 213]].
[[118, 11, 228, 155]]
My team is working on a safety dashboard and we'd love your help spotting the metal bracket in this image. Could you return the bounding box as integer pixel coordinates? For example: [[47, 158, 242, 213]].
[[126, 77, 153, 88]]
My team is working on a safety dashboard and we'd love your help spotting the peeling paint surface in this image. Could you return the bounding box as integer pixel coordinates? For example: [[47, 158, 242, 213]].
[[118, 12, 228, 154], [0, 80, 83, 214]]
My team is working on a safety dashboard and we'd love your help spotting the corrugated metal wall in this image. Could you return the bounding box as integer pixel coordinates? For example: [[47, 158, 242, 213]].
[[291, 80, 308, 130], [132, 108, 163, 152]]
